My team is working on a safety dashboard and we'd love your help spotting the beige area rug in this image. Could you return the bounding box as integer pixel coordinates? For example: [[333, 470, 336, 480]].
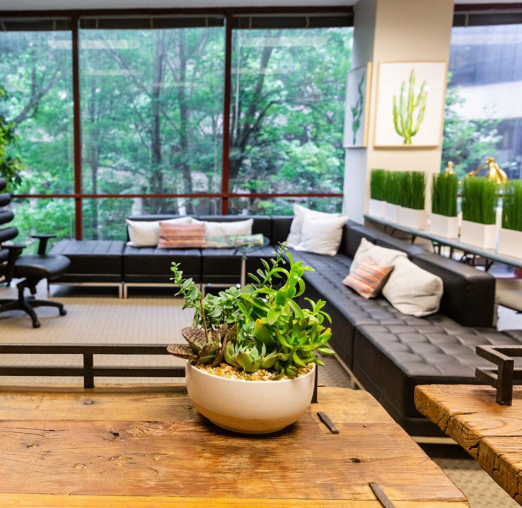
[[0, 281, 519, 507]]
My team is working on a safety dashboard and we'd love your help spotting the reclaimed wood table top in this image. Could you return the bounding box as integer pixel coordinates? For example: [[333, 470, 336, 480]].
[[416, 384, 522, 505], [0, 385, 468, 508]]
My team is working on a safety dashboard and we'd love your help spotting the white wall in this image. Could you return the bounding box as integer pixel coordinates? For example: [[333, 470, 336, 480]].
[[343, 0, 455, 223]]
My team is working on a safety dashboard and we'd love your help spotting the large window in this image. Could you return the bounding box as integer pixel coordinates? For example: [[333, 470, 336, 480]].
[[443, 22, 522, 180], [0, 19, 74, 243], [0, 12, 353, 241], [229, 22, 352, 214]]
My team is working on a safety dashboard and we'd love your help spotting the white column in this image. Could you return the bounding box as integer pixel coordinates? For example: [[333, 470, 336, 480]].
[[343, 0, 455, 223]]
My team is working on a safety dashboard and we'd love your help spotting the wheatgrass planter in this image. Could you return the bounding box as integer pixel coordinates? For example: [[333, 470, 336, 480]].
[[430, 214, 459, 239], [498, 229, 522, 258], [369, 199, 386, 219], [398, 207, 426, 230], [186, 363, 316, 434], [460, 220, 497, 250]]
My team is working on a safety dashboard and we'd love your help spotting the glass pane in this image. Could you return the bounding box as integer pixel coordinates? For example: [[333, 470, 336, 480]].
[[229, 27, 353, 196], [228, 196, 342, 216], [83, 197, 221, 240], [443, 24, 522, 179], [9, 198, 74, 248], [80, 22, 225, 213], [0, 27, 74, 195]]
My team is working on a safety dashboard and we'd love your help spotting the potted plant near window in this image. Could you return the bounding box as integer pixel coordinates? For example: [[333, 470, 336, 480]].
[[460, 177, 498, 249], [430, 172, 459, 238], [384, 171, 404, 223], [398, 171, 426, 230], [369, 169, 386, 218], [499, 180, 522, 258], [168, 245, 334, 434]]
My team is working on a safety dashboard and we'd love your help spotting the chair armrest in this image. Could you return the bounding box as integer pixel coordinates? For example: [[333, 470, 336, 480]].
[[31, 234, 57, 255]]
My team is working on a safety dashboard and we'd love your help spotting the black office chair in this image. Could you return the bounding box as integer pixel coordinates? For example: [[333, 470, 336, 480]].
[[0, 178, 70, 328]]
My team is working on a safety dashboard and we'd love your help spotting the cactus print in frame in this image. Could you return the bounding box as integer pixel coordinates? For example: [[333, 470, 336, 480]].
[[374, 62, 447, 147]]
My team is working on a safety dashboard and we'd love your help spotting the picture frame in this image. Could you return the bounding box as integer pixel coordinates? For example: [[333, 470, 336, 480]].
[[374, 61, 447, 148], [343, 62, 372, 149]]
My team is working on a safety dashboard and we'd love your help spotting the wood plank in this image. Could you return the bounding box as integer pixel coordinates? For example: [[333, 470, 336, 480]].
[[0, 419, 463, 501], [0, 387, 396, 425], [0, 387, 468, 507], [415, 384, 522, 505], [0, 493, 472, 508]]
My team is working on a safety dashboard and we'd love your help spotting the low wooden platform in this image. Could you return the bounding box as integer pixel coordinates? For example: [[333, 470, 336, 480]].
[[416, 384, 522, 505], [0, 386, 468, 507]]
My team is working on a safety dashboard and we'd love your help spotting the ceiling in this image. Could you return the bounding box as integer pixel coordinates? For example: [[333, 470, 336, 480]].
[[0, 0, 518, 11]]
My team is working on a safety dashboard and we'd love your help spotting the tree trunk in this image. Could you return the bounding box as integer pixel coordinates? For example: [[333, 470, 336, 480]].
[[177, 30, 194, 215]]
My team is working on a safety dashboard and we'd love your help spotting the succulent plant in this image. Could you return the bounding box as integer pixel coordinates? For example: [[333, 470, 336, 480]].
[[168, 244, 335, 379], [224, 341, 278, 372]]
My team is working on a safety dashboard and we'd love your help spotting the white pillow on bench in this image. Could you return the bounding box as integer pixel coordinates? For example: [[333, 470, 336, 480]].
[[294, 215, 349, 256], [286, 204, 341, 248], [350, 238, 406, 272]]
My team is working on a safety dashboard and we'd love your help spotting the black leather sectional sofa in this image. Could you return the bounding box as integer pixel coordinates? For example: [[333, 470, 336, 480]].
[[50, 214, 521, 437]]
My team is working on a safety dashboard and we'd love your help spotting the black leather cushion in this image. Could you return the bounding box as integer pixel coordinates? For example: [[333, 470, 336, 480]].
[[14, 254, 70, 280], [123, 246, 201, 283], [353, 317, 521, 428], [201, 248, 241, 283], [271, 216, 293, 244], [374, 236, 426, 257], [343, 224, 380, 258], [198, 215, 272, 239], [412, 252, 496, 328], [50, 240, 125, 282]]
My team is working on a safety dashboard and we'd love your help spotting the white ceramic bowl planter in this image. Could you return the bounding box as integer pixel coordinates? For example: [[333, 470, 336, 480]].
[[186, 363, 316, 434]]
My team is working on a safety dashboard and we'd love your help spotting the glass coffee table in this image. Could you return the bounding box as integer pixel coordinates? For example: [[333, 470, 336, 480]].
[[207, 234, 270, 287]]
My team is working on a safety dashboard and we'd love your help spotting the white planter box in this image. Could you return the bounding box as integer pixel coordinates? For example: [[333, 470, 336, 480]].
[[498, 228, 522, 258], [385, 203, 399, 223], [369, 199, 386, 219], [460, 220, 497, 250], [398, 207, 426, 230], [430, 214, 459, 239]]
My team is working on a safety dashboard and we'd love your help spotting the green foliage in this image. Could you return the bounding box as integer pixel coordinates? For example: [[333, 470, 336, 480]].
[[169, 244, 334, 379], [0, 87, 24, 188], [351, 72, 365, 145], [441, 74, 504, 181], [385, 171, 405, 206], [392, 70, 428, 145], [502, 180, 522, 232], [461, 177, 498, 225], [432, 173, 458, 217], [370, 169, 386, 201], [401, 171, 425, 210]]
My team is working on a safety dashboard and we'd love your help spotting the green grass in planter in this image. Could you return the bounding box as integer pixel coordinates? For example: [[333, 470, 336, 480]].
[[401, 171, 426, 210], [370, 169, 387, 201], [385, 171, 405, 206], [502, 180, 522, 232], [432, 173, 458, 217], [461, 177, 498, 225]]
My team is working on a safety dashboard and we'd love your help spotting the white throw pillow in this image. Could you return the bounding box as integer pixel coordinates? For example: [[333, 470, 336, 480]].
[[286, 204, 340, 248], [382, 256, 443, 317], [350, 237, 407, 273], [127, 217, 192, 247], [193, 219, 254, 248], [294, 215, 349, 256]]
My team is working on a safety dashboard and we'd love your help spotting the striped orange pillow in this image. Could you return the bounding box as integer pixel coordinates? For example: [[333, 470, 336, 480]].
[[157, 223, 206, 249], [342, 258, 393, 299]]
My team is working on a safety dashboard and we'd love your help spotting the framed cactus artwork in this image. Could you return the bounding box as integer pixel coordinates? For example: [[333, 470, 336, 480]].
[[374, 62, 447, 147], [343, 63, 372, 148]]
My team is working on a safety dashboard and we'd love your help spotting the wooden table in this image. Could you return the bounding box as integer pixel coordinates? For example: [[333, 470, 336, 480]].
[[0, 385, 468, 508], [416, 384, 522, 505]]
